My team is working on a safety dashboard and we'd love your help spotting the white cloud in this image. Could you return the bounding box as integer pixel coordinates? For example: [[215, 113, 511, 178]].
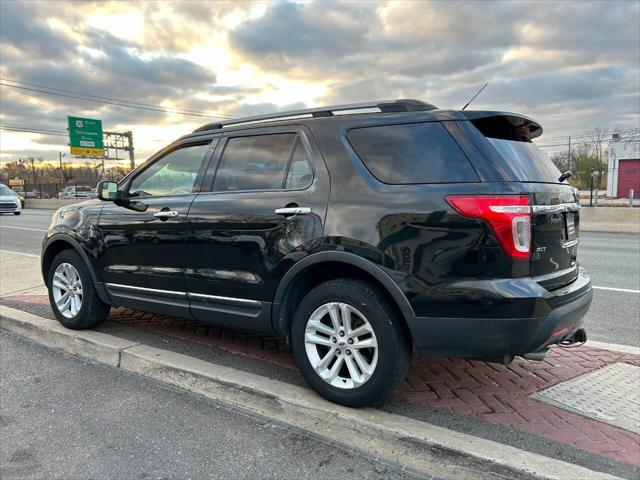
[[0, 0, 638, 164]]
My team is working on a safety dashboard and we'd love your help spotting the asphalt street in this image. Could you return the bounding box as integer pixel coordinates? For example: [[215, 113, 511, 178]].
[[1, 209, 638, 346], [0, 332, 421, 480]]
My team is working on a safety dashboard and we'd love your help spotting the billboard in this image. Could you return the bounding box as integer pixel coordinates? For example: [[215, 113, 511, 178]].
[[68, 116, 104, 157]]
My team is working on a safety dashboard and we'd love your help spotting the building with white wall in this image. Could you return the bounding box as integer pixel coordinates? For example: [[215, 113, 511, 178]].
[[606, 140, 640, 198]]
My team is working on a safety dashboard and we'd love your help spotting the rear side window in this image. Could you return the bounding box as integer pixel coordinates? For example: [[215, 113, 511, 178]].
[[346, 122, 479, 184], [213, 134, 296, 191]]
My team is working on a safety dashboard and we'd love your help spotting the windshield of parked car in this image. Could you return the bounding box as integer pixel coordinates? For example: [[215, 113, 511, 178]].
[[0, 184, 15, 195]]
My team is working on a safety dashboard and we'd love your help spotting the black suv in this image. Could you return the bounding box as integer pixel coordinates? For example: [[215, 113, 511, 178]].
[[42, 99, 591, 407]]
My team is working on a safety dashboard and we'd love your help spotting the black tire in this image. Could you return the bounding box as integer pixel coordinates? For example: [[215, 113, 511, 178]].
[[13, 212, 21, 215], [47, 249, 110, 329], [291, 278, 411, 407]]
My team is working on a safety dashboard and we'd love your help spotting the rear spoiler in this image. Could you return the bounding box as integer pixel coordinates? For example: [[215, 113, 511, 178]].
[[462, 111, 543, 141]]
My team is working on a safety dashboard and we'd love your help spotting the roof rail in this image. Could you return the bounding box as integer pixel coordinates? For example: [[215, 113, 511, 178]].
[[193, 122, 223, 133], [192, 99, 436, 133]]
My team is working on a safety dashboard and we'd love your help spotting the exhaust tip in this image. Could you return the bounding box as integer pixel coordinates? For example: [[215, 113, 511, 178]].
[[558, 328, 588, 347]]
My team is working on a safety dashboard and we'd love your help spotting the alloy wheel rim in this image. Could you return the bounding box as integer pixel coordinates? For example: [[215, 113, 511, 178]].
[[304, 302, 379, 389], [52, 263, 83, 319]]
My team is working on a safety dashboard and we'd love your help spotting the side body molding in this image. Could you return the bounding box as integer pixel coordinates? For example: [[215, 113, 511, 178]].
[[41, 234, 110, 304], [271, 250, 416, 335]]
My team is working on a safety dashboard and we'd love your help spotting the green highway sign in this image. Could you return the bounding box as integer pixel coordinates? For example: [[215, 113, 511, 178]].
[[68, 116, 104, 157]]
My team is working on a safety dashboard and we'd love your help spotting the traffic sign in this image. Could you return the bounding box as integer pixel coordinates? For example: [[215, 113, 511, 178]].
[[68, 116, 104, 157]]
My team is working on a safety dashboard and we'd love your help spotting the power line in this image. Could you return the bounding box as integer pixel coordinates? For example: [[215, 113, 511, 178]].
[[0, 77, 232, 116], [537, 135, 640, 149], [0, 110, 68, 122], [0, 125, 68, 136], [0, 82, 225, 119], [538, 127, 639, 143], [537, 139, 605, 149], [0, 80, 234, 120]]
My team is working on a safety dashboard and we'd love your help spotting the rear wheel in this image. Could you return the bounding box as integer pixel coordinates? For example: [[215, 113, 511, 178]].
[[13, 212, 20, 215], [291, 278, 411, 407], [47, 249, 110, 329]]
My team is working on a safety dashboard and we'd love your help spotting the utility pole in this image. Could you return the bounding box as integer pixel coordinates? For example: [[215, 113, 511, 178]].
[[567, 136, 571, 173], [19, 157, 36, 188], [59, 152, 66, 186], [125, 131, 135, 171]]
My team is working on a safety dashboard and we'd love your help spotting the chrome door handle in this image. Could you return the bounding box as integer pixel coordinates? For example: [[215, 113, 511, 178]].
[[274, 207, 311, 216], [153, 210, 179, 218]]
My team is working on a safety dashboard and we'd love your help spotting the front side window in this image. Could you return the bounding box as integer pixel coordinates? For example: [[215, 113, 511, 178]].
[[346, 122, 479, 184], [129, 143, 210, 197], [213, 134, 297, 192]]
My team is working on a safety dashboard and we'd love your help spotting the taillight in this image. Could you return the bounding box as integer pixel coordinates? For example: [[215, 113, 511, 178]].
[[446, 195, 531, 259]]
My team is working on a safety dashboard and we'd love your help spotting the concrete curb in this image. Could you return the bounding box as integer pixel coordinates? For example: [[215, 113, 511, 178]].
[[0, 305, 625, 480], [588, 340, 640, 356], [0, 306, 139, 367]]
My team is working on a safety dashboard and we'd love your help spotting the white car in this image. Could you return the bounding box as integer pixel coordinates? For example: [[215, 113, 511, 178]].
[[0, 183, 23, 215], [57, 185, 96, 199]]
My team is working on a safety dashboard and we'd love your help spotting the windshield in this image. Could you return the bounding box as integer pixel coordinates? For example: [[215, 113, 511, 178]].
[[488, 138, 563, 183], [0, 184, 15, 195]]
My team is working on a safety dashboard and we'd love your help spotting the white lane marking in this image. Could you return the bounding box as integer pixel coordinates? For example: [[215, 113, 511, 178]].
[[0, 250, 40, 258], [593, 286, 640, 294], [0, 225, 47, 232]]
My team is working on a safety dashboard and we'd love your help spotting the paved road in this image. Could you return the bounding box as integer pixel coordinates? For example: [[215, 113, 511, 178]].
[[0, 332, 420, 480], [1, 209, 638, 346], [0, 208, 51, 254]]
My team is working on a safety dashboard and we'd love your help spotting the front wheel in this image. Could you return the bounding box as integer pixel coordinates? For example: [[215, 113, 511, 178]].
[[13, 212, 21, 215], [47, 249, 110, 329], [291, 278, 411, 407]]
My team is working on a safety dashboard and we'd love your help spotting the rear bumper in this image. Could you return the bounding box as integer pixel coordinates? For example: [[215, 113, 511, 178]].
[[406, 267, 593, 358]]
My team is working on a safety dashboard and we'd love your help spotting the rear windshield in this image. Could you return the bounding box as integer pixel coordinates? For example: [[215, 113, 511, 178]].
[[487, 138, 562, 183], [468, 115, 562, 183], [346, 122, 479, 184]]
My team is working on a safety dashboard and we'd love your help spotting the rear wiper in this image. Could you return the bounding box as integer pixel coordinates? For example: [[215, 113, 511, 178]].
[[558, 171, 572, 182]]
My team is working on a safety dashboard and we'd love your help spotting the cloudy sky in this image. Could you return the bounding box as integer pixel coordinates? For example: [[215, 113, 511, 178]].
[[0, 0, 638, 165]]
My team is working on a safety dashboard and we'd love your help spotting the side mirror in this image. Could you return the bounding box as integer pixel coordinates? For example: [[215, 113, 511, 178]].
[[96, 181, 119, 201]]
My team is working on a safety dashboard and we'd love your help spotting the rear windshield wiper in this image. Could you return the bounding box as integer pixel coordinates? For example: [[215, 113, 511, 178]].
[[558, 171, 572, 183]]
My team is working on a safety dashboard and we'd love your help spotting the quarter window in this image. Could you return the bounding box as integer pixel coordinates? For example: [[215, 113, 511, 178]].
[[213, 133, 304, 192], [285, 138, 313, 189], [346, 122, 479, 184], [129, 143, 210, 197]]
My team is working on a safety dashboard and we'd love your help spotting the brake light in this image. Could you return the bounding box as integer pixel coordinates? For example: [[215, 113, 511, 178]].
[[446, 195, 531, 259]]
